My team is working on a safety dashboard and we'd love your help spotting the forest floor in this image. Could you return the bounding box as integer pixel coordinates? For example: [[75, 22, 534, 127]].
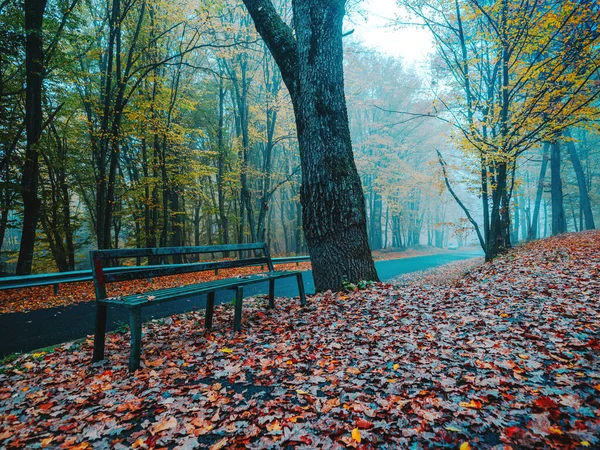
[[0, 246, 446, 314], [1, 231, 599, 449]]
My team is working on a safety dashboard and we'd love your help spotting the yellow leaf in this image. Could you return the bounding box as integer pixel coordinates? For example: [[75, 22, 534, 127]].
[[518, 354, 530, 360], [393, 363, 400, 370], [581, 441, 591, 447], [351, 427, 361, 443], [131, 438, 145, 449], [445, 426, 462, 432], [548, 426, 563, 435], [296, 389, 308, 395], [460, 443, 471, 450], [594, 384, 600, 392], [41, 436, 53, 447], [220, 348, 233, 353], [500, 313, 509, 318]]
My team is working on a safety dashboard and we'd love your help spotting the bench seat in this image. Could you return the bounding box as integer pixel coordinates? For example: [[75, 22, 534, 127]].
[[100, 271, 301, 308]]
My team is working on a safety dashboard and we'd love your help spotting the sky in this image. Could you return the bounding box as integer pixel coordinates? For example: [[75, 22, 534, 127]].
[[350, 0, 434, 67]]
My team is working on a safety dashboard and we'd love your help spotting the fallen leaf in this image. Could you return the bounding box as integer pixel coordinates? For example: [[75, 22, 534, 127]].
[[459, 399, 483, 409], [152, 416, 177, 433], [210, 437, 228, 450]]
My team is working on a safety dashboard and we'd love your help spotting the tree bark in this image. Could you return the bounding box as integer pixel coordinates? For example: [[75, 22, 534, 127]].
[[216, 71, 230, 253], [528, 142, 549, 240], [550, 141, 567, 235], [17, 0, 47, 274], [564, 130, 595, 230], [242, 0, 378, 291]]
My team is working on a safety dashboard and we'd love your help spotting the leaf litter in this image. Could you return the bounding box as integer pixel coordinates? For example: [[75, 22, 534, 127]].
[[0, 231, 599, 448]]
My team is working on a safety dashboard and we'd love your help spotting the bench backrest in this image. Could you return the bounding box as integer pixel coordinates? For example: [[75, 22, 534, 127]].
[[90, 243, 274, 299]]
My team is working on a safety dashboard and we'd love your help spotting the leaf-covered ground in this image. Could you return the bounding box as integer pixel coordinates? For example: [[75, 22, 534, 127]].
[[1, 231, 599, 449], [0, 263, 311, 314], [390, 256, 484, 288]]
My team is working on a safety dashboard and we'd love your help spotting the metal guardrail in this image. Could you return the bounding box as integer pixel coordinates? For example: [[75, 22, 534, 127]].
[[0, 256, 311, 293]]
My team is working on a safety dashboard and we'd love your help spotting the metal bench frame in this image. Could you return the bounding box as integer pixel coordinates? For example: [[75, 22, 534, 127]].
[[90, 243, 306, 371]]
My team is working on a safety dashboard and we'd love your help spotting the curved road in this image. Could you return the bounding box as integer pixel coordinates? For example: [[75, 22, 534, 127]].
[[0, 250, 482, 357]]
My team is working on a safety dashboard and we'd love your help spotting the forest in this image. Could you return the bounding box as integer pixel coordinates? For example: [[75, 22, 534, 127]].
[[0, 0, 598, 279], [1, 1, 600, 448]]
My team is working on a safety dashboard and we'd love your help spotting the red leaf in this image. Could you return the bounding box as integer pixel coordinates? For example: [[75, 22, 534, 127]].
[[356, 418, 374, 429], [533, 396, 558, 410]]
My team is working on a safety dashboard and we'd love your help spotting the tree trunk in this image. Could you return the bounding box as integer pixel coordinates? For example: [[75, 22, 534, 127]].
[[512, 190, 520, 244], [243, 0, 378, 291], [528, 143, 549, 240], [488, 161, 511, 260], [369, 190, 382, 250], [564, 130, 595, 230], [17, 0, 47, 274], [550, 141, 567, 235], [216, 72, 230, 253]]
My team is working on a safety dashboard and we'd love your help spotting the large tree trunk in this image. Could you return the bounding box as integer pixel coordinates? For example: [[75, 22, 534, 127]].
[[17, 0, 47, 274], [242, 0, 378, 291], [564, 130, 595, 230], [550, 141, 567, 235]]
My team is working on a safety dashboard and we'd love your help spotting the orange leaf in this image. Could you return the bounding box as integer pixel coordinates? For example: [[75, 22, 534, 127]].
[[146, 357, 165, 367], [459, 399, 482, 409], [152, 416, 177, 433]]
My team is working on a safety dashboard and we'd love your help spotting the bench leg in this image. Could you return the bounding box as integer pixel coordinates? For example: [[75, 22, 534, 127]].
[[205, 292, 215, 329], [128, 308, 142, 372], [93, 303, 108, 362], [296, 273, 306, 307], [53, 283, 59, 295], [234, 287, 243, 332], [268, 279, 275, 309]]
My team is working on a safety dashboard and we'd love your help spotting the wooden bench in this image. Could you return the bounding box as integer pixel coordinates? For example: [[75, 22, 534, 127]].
[[90, 243, 306, 372]]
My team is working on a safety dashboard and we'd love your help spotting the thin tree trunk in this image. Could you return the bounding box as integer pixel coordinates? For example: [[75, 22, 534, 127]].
[[550, 141, 567, 235], [17, 0, 48, 274], [564, 130, 595, 230], [529, 143, 549, 240], [216, 71, 230, 253]]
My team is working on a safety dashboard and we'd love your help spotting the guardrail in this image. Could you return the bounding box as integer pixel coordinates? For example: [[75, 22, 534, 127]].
[[0, 256, 311, 293]]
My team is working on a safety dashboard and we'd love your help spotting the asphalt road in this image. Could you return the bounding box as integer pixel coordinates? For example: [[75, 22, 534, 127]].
[[0, 250, 482, 357]]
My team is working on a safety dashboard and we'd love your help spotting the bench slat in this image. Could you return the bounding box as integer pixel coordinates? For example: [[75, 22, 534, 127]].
[[92, 243, 267, 259], [103, 258, 270, 283], [100, 271, 300, 308]]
